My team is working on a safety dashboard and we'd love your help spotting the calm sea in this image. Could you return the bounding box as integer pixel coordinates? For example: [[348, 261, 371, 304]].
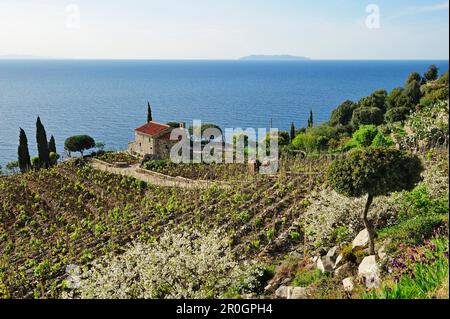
[[0, 60, 448, 167]]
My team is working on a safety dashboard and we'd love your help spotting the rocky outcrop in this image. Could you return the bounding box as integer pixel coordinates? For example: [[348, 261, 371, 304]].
[[358, 255, 380, 288], [343, 277, 354, 292], [317, 256, 334, 273], [335, 262, 356, 278], [326, 246, 339, 258], [275, 286, 293, 299], [289, 287, 310, 299], [352, 229, 369, 251], [334, 254, 345, 269], [275, 286, 310, 299]]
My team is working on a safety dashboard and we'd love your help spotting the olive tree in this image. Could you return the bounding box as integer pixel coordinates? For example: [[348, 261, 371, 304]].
[[351, 107, 384, 127], [327, 147, 423, 255], [64, 135, 96, 157]]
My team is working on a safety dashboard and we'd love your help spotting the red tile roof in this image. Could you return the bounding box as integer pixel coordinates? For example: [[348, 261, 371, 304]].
[[135, 121, 171, 137]]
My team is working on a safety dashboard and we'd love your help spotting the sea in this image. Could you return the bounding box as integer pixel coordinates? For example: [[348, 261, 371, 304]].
[[0, 59, 448, 167]]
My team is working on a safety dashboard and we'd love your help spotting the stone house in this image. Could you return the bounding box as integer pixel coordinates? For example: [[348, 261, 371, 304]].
[[128, 121, 180, 159]]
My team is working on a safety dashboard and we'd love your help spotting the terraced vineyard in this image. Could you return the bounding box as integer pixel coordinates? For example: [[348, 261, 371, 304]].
[[0, 157, 327, 298]]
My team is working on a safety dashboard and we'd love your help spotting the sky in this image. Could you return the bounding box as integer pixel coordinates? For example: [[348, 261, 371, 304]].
[[0, 0, 448, 60]]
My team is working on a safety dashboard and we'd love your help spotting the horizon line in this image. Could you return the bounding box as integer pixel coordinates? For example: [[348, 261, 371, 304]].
[[0, 57, 449, 61]]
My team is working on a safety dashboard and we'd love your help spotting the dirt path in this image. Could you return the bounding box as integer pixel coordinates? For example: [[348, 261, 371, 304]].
[[90, 160, 231, 189]]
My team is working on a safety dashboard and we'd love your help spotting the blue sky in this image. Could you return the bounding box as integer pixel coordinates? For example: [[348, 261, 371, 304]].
[[0, 0, 448, 59]]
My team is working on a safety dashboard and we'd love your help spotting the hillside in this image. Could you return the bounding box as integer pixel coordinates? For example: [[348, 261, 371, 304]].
[[0, 157, 330, 298], [0, 67, 449, 299]]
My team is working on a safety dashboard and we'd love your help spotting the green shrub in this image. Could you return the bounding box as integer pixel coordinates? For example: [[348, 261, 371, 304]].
[[292, 268, 325, 287], [143, 160, 169, 171], [397, 186, 449, 220], [329, 226, 349, 244], [377, 214, 447, 245], [371, 132, 394, 147], [352, 125, 378, 147]]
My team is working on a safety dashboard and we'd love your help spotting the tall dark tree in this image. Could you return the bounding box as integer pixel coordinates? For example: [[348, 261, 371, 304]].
[[18, 128, 31, 173], [147, 101, 153, 123], [358, 90, 387, 113], [36, 116, 50, 169], [424, 65, 439, 82], [290, 122, 296, 141], [405, 80, 422, 106], [329, 100, 357, 126], [48, 135, 57, 166], [406, 72, 422, 85], [307, 110, 314, 128], [49, 135, 57, 154]]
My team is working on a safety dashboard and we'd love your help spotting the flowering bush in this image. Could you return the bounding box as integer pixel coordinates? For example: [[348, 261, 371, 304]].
[[303, 159, 448, 249], [400, 100, 449, 149], [367, 233, 449, 299], [303, 189, 399, 248], [63, 229, 261, 299]]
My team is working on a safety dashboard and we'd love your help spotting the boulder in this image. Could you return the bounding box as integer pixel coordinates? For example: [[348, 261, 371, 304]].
[[275, 286, 293, 299], [378, 245, 387, 260], [378, 239, 392, 260], [342, 277, 354, 292], [334, 254, 344, 269], [289, 287, 309, 299], [352, 229, 370, 251], [334, 262, 355, 278], [318, 247, 328, 256], [317, 256, 334, 273], [326, 246, 339, 258], [264, 284, 273, 292], [289, 251, 302, 258], [358, 255, 380, 288]]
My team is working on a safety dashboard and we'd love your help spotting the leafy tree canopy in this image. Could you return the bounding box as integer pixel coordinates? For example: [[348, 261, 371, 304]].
[[328, 147, 423, 198], [329, 100, 357, 126], [64, 135, 96, 156], [358, 90, 388, 112], [385, 106, 411, 123], [351, 107, 384, 127]]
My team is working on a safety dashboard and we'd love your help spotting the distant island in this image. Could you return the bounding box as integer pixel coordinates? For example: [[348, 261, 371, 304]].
[[239, 54, 311, 61]]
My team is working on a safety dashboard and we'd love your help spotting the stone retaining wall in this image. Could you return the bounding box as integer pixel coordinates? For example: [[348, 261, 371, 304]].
[[89, 158, 230, 189]]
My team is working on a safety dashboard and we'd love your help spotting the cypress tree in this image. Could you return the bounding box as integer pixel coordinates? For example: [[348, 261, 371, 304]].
[[49, 135, 57, 166], [307, 110, 314, 128], [49, 135, 57, 154], [147, 101, 153, 123], [36, 116, 50, 169], [290, 122, 296, 141], [18, 128, 32, 173]]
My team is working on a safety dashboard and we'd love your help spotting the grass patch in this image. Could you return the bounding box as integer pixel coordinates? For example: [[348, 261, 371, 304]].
[[377, 214, 448, 246], [292, 268, 326, 287]]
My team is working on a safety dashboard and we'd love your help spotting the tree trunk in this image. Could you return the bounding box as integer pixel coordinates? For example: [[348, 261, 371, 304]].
[[362, 194, 375, 255]]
